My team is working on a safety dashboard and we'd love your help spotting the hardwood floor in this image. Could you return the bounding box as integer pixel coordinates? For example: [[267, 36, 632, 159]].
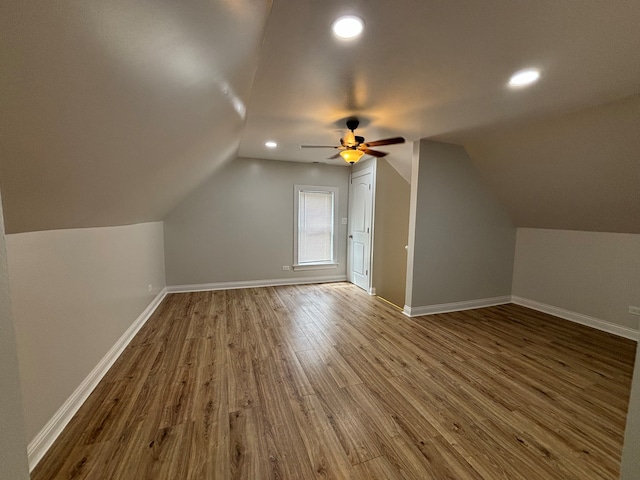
[[32, 283, 636, 479]]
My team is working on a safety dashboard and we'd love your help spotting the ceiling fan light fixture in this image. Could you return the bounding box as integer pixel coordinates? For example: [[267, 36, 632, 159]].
[[340, 149, 365, 164], [343, 130, 356, 146], [332, 16, 364, 40]]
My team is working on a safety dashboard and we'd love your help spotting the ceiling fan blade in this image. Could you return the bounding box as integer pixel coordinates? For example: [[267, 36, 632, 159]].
[[361, 148, 388, 157], [301, 145, 340, 148], [362, 136, 405, 147], [328, 152, 342, 159]]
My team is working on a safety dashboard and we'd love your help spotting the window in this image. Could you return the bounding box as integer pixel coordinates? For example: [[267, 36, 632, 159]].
[[294, 185, 338, 270]]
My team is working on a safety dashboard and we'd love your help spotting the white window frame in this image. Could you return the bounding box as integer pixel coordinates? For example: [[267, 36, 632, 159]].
[[293, 185, 339, 271]]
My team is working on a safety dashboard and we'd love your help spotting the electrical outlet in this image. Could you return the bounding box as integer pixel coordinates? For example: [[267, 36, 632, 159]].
[[148, 284, 153, 292], [282, 266, 290, 271], [629, 306, 640, 316]]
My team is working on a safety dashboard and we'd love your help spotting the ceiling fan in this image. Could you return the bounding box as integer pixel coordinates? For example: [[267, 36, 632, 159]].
[[301, 118, 405, 164]]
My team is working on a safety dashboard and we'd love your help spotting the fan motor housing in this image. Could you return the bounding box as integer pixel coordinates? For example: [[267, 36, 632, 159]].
[[346, 118, 360, 131]]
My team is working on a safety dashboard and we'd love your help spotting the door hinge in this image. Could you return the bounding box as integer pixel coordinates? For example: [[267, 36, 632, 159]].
[[367, 227, 370, 233], [369, 184, 371, 190], [366, 270, 368, 275]]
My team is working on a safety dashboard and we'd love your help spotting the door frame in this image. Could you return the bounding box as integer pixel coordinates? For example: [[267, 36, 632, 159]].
[[347, 161, 377, 295]]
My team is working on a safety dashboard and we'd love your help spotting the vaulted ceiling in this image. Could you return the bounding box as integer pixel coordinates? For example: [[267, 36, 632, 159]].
[[1, 0, 639, 234], [465, 94, 640, 234], [1, 0, 272, 233]]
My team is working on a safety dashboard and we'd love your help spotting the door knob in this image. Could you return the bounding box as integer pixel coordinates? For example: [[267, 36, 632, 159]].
[[349, 235, 353, 239]]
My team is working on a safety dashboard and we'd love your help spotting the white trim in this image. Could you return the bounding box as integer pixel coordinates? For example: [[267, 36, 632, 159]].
[[403, 296, 511, 317], [292, 263, 338, 272], [369, 163, 377, 295], [28, 288, 168, 471], [402, 295, 639, 341], [294, 185, 339, 267], [166, 275, 348, 293], [511, 296, 639, 342], [368, 287, 376, 296], [347, 163, 376, 292]]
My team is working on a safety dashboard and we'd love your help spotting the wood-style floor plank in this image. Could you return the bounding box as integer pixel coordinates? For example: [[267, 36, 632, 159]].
[[31, 283, 636, 479]]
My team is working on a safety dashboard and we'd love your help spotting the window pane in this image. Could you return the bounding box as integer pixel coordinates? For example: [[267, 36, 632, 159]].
[[298, 190, 334, 264]]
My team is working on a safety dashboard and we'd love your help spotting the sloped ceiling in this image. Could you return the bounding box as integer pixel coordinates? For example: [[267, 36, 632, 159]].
[[464, 94, 640, 234], [0, 0, 272, 233], [239, 1, 640, 164], [1, 0, 639, 234], [239, 0, 639, 234]]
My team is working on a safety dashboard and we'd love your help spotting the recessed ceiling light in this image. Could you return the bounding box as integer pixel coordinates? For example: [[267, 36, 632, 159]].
[[265, 141, 277, 148], [332, 16, 364, 40], [508, 68, 541, 88]]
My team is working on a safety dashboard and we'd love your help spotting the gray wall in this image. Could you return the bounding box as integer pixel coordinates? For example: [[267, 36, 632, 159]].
[[406, 140, 516, 308], [373, 159, 410, 307], [621, 348, 640, 479], [0, 194, 30, 478], [6, 222, 166, 441], [513, 228, 640, 331], [164, 157, 350, 286]]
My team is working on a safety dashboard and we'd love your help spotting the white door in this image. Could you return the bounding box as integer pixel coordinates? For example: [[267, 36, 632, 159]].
[[348, 168, 373, 291]]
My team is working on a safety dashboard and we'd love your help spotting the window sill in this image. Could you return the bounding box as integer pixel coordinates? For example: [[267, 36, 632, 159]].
[[293, 263, 338, 272]]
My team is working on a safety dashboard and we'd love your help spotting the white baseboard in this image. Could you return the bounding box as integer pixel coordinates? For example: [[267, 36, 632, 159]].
[[27, 288, 168, 471], [166, 275, 348, 293], [403, 296, 511, 317], [368, 287, 376, 296], [511, 296, 639, 341]]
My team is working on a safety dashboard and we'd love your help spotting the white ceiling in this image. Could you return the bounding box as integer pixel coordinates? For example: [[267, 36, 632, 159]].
[[1, 0, 639, 233], [239, 0, 640, 173]]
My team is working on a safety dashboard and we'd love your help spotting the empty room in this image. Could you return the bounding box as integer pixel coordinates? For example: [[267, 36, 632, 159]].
[[1, 1, 639, 479]]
